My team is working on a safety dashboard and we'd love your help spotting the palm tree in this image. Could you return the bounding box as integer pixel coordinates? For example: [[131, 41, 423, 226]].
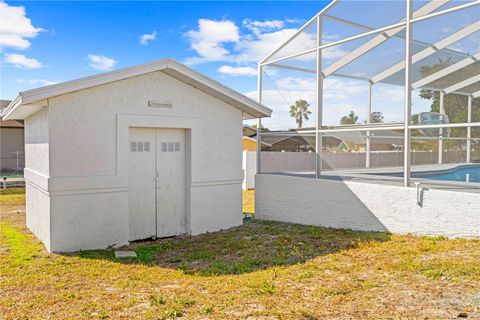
[[289, 99, 311, 128], [340, 111, 359, 125]]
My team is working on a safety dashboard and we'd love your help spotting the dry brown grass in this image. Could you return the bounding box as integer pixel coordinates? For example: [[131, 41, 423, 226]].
[[1, 188, 479, 319]]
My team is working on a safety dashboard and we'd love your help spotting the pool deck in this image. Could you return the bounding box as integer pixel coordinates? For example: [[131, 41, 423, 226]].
[[266, 163, 480, 194]]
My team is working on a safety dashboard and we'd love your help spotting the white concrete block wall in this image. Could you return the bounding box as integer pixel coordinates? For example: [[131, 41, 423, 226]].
[[256, 174, 480, 238]]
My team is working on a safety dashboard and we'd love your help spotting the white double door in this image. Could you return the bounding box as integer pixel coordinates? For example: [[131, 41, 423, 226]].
[[128, 127, 186, 241]]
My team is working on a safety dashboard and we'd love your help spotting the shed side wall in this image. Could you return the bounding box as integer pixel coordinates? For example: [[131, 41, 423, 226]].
[[24, 107, 51, 250]]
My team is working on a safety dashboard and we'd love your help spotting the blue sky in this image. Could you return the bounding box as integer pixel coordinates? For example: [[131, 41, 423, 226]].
[[0, 1, 329, 99], [1, 1, 478, 129]]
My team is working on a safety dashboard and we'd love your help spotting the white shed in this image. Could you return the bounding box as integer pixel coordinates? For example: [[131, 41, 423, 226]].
[[2, 59, 271, 252]]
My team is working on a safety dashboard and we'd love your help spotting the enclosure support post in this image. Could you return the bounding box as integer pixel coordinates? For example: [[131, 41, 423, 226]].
[[403, 0, 413, 187], [366, 81, 373, 169], [467, 95, 472, 163], [256, 65, 263, 174], [315, 16, 323, 178], [438, 91, 445, 164]]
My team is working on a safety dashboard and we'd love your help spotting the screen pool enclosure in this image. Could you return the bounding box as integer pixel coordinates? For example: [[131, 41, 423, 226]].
[[254, 0, 480, 187]]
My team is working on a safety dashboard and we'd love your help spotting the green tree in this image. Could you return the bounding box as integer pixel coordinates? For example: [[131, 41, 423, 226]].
[[370, 111, 384, 123], [340, 111, 359, 125], [251, 123, 270, 132], [289, 99, 311, 128], [418, 58, 480, 158]]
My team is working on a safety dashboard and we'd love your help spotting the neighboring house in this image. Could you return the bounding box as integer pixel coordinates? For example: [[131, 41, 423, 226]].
[[329, 130, 404, 152], [0, 100, 25, 172], [252, 127, 403, 152], [1, 58, 271, 252], [242, 136, 271, 151]]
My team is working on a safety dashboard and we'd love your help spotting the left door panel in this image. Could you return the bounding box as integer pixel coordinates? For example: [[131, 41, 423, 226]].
[[128, 127, 156, 241]]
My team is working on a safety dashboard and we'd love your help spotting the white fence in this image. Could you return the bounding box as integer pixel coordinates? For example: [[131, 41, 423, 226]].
[[242, 150, 467, 189]]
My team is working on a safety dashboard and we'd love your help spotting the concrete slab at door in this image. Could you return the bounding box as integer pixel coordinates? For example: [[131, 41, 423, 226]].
[[128, 127, 156, 241], [155, 129, 186, 237]]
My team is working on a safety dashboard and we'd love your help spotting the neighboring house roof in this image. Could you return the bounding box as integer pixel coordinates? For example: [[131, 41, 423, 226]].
[[1, 120, 24, 128], [257, 128, 405, 149], [242, 124, 258, 137], [329, 130, 404, 145], [243, 136, 272, 147], [1, 58, 272, 121]]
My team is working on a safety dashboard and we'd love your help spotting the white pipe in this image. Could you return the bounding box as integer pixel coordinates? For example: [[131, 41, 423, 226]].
[[315, 17, 323, 178], [256, 65, 263, 174], [404, 0, 413, 187], [439, 92, 445, 164], [366, 81, 372, 169], [467, 95, 472, 163]]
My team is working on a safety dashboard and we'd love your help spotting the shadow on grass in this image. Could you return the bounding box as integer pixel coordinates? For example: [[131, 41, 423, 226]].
[[71, 219, 390, 276]]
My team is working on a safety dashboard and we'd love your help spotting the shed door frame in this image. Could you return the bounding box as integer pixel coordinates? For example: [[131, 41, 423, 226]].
[[128, 127, 188, 240], [116, 114, 198, 240]]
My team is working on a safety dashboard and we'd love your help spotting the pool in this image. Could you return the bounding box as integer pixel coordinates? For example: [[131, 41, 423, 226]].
[[412, 165, 480, 183]]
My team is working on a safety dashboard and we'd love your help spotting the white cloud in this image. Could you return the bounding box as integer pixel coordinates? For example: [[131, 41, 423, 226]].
[[275, 77, 364, 100], [17, 78, 57, 86], [140, 31, 157, 45], [218, 65, 257, 77], [0, 2, 43, 50], [243, 19, 285, 36], [4, 53, 42, 68], [185, 17, 343, 67], [276, 77, 316, 91], [374, 86, 405, 102], [88, 54, 117, 71], [235, 28, 308, 63], [322, 46, 348, 61], [185, 19, 239, 64]]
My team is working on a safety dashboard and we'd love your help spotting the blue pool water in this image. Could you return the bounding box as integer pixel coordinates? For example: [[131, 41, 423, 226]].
[[412, 165, 480, 183]]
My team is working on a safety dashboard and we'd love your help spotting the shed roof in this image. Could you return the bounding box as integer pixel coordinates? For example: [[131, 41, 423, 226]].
[[1, 58, 272, 121]]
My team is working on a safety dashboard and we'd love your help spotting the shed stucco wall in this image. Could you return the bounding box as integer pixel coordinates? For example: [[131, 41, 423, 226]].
[[25, 71, 244, 252], [24, 108, 51, 249], [25, 107, 49, 175], [256, 174, 480, 238]]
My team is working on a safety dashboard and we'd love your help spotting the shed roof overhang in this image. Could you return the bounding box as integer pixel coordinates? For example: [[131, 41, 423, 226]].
[[1, 58, 272, 121]]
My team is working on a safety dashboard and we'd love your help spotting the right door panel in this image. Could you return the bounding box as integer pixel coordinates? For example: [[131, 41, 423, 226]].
[[155, 129, 186, 237]]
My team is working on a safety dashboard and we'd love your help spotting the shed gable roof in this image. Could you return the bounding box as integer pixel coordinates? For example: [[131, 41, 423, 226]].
[[1, 58, 271, 120]]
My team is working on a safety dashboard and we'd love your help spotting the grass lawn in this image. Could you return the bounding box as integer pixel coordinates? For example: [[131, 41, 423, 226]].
[[1, 188, 479, 319]]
